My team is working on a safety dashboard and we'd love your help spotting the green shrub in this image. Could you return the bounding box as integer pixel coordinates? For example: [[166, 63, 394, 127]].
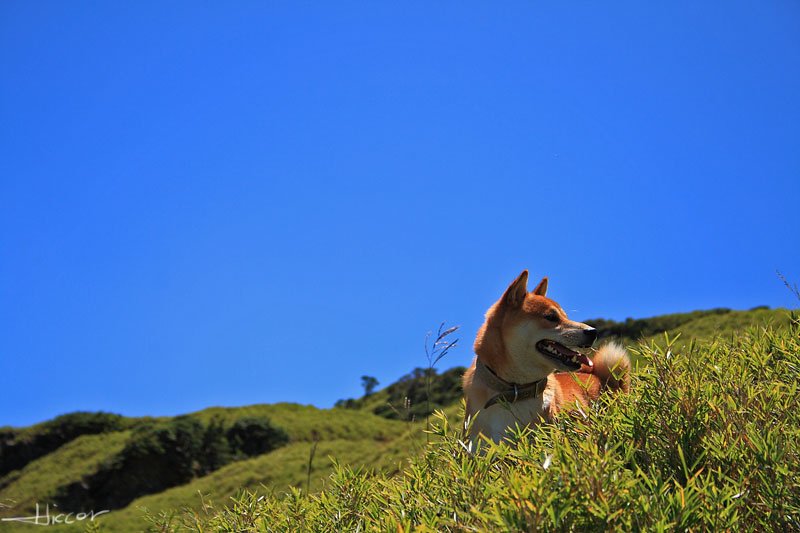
[[199, 417, 233, 474], [55, 416, 207, 510], [54, 415, 288, 511], [0, 411, 124, 477], [226, 417, 289, 458], [372, 366, 465, 421], [148, 314, 800, 531], [337, 367, 466, 421]]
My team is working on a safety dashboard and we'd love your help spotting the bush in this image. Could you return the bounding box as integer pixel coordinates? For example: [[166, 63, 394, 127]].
[[56, 416, 207, 509], [55, 415, 288, 510], [372, 366, 465, 421], [226, 417, 289, 458], [0, 411, 124, 476], [200, 417, 233, 474], [149, 314, 800, 531], [334, 367, 466, 420]]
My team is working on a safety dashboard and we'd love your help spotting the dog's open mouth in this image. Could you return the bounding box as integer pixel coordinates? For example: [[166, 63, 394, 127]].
[[536, 340, 593, 370]]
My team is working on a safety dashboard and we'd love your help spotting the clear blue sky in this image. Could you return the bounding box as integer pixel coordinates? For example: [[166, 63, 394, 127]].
[[2, 2, 798, 427]]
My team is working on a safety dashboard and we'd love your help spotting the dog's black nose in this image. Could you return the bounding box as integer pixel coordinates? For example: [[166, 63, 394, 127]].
[[585, 328, 598, 343]]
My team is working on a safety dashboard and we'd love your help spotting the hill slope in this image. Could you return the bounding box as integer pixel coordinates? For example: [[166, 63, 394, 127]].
[[143, 311, 800, 532], [0, 307, 794, 532]]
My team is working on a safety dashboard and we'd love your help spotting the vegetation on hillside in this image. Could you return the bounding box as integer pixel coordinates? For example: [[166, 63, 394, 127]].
[[0, 404, 407, 533], [335, 308, 790, 423], [585, 307, 736, 341], [147, 314, 800, 531], [0, 412, 130, 477], [335, 366, 466, 421], [0, 307, 796, 532], [52, 415, 288, 511], [0, 431, 131, 515]]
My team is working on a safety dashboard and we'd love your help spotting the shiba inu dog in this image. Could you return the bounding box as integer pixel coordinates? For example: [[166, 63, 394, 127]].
[[463, 270, 630, 443]]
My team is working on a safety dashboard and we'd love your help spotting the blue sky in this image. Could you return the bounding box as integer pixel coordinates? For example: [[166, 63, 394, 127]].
[[1, 2, 799, 427]]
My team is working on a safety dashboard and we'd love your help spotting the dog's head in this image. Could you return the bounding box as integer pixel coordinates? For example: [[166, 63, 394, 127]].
[[475, 270, 597, 379]]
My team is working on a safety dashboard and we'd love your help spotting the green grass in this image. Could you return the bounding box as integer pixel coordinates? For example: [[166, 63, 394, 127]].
[[92, 405, 427, 532], [1, 307, 795, 532], [0, 431, 131, 532], [143, 313, 800, 531], [599, 307, 794, 367], [656, 307, 792, 343], [0, 406, 415, 532], [106, 436, 417, 532], [190, 403, 403, 442]]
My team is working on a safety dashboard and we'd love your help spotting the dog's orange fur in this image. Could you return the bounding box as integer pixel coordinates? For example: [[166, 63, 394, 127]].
[[463, 270, 630, 442]]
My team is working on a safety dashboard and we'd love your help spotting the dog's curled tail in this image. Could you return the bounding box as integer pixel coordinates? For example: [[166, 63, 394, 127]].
[[591, 341, 630, 393]]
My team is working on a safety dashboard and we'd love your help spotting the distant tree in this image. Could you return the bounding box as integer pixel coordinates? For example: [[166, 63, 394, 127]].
[[334, 398, 358, 409], [199, 417, 232, 474], [226, 417, 289, 458], [361, 375, 379, 397]]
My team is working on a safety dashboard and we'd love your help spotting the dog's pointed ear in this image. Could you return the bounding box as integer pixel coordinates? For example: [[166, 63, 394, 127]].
[[502, 270, 529, 307], [532, 276, 548, 296]]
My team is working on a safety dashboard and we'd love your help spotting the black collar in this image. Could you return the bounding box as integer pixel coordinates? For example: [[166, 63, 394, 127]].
[[476, 360, 548, 409]]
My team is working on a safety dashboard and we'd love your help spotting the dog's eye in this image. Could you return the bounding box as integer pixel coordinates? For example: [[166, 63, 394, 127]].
[[545, 311, 559, 323]]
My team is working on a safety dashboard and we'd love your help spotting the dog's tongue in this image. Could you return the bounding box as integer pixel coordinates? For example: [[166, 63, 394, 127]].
[[579, 352, 593, 367]]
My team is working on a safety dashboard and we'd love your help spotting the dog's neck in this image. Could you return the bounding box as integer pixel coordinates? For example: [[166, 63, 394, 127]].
[[474, 359, 549, 409]]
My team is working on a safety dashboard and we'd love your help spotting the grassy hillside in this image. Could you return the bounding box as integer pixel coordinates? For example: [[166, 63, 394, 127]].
[[588, 306, 794, 344], [588, 307, 793, 367], [191, 403, 404, 442], [655, 306, 792, 342], [0, 307, 794, 532], [0, 405, 412, 533], [0, 412, 152, 478], [0, 432, 130, 514], [146, 312, 800, 531], [108, 436, 418, 532]]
